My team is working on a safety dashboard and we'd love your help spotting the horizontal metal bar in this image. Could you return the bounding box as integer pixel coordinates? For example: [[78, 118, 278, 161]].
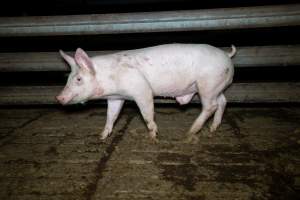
[[1, 82, 299, 105], [0, 45, 299, 72], [0, 4, 299, 37]]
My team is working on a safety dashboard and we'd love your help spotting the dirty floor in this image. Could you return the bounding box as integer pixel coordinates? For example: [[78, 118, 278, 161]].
[[0, 105, 299, 200]]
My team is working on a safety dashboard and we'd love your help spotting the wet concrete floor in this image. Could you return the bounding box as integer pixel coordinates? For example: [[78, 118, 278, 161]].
[[0, 105, 299, 200]]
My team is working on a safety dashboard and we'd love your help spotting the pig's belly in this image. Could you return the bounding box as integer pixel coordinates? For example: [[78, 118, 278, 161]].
[[138, 61, 198, 97], [151, 81, 197, 97], [141, 70, 198, 97]]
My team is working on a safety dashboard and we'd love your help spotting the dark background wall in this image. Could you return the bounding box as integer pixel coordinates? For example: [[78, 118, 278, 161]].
[[0, 0, 299, 87], [1, 0, 300, 16]]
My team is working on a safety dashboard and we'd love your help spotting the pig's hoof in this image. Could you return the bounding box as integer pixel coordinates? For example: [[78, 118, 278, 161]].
[[100, 131, 110, 140], [209, 125, 217, 133], [148, 132, 159, 143], [185, 134, 199, 144], [100, 135, 107, 140], [207, 133, 213, 138], [150, 136, 159, 144]]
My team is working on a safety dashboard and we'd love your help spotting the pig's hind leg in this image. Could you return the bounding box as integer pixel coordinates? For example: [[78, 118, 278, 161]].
[[210, 94, 227, 132], [100, 99, 125, 140], [188, 79, 225, 141], [187, 94, 218, 137], [186, 74, 231, 143]]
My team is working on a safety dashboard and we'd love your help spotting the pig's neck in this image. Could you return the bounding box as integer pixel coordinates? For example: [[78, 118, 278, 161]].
[[90, 65, 118, 99]]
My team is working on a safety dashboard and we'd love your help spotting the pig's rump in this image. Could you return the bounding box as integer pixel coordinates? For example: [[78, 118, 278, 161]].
[[120, 44, 233, 98]]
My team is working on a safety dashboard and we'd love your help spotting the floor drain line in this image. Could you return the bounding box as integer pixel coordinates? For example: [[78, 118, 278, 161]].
[[84, 115, 135, 200]]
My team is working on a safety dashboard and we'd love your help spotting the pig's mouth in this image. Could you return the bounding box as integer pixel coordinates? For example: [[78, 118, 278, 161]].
[[56, 93, 79, 105], [65, 94, 80, 105]]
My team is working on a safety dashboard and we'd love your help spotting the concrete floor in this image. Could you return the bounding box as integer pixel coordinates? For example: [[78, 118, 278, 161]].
[[0, 105, 299, 200]]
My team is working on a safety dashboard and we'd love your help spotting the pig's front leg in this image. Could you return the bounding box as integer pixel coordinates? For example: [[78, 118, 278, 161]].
[[100, 99, 125, 140], [134, 94, 158, 142]]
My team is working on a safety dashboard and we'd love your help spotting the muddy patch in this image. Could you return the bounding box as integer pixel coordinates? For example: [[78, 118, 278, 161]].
[[44, 146, 59, 156], [4, 158, 41, 170], [265, 162, 299, 200], [156, 152, 199, 191], [225, 113, 244, 138]]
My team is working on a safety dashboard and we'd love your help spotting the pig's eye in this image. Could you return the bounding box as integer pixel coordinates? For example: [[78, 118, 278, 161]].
[[76, 77, 82, 82]]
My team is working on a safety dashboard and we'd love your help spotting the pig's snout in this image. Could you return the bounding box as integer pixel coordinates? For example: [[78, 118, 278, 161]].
[[56, 95, 68, 105]]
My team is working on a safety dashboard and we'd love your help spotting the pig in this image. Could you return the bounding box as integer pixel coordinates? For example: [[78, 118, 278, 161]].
[[56, 44, 235, 142]]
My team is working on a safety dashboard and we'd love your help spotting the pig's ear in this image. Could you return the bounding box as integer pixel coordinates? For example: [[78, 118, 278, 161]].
[[59, 50, 77, 72], [74, 48, 95, 75]]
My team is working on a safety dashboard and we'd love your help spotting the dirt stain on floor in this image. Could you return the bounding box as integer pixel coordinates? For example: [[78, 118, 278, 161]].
[[156, 152, 199, 192]]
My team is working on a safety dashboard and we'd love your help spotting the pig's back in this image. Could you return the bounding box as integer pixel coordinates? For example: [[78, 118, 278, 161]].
[[119, 44, 232, 97]]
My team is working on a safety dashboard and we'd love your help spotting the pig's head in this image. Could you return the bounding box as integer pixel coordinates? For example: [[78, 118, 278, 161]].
[[56, 48, 100, 105]]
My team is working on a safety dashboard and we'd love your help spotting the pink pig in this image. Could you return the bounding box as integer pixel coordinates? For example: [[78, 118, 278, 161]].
[[56, 44, 235, 142]]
